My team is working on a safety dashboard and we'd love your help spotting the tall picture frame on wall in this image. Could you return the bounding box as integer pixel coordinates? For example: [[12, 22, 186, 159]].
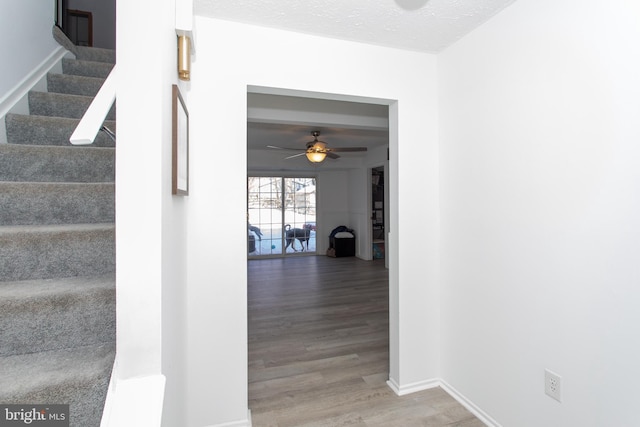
[[172, 84, 189, 195]]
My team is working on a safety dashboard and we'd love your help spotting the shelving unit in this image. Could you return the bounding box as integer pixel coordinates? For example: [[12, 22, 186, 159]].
[[372, 167, 385, 259]]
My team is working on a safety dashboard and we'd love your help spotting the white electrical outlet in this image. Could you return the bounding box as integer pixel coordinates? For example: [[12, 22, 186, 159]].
[[545, 369, 562, 402]]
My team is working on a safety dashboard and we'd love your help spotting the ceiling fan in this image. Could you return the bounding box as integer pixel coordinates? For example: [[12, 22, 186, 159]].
[[267, 131, 367, 163]]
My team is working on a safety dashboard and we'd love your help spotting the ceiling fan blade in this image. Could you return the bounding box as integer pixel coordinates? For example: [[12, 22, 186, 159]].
[[327, 147, 368, 152], [267, 145, 303, 151], [326, 152, 340, 159], [284, 152, 307, 159]]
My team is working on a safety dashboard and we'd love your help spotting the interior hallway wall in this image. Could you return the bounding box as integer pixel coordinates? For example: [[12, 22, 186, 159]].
[[0, 1, 59, 108], [115, 0, 189, 425], [187, 16, 439, 426], [438, 0, 640, 425]]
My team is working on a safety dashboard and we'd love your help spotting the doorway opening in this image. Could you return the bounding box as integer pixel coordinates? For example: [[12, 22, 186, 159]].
[[246, 85, 398, 415]]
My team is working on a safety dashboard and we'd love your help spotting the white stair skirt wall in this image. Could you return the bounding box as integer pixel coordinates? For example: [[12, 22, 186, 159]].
[[204, 411, 252, 427], [0, 47, 67, 144], [188, 16, 439, 425], [100, 371, 166, 427]]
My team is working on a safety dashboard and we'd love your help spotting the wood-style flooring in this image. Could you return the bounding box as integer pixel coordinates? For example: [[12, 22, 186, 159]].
[[248, 255, 484, 427]]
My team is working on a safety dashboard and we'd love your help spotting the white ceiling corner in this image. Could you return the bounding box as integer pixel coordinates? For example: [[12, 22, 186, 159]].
[[193, 0, 517, 53], [195, 0, 518, 166]]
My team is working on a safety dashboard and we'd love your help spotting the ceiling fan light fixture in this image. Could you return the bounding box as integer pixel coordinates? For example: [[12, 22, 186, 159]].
[[306, 148, 327, 163], [305, 133, 327, 162], [268, 130, 365, 163]]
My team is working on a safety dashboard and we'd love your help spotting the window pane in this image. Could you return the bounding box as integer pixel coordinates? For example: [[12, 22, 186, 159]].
[[248, 177, 282, 255], [283, 178, 316, 254], [248, 176, 316, 256]]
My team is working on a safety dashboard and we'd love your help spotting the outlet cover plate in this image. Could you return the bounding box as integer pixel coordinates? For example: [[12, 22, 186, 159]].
[[545, 369, 562, 402]]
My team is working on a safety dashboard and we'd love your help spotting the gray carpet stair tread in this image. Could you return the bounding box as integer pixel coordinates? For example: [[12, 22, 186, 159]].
[[52, 26, 114, 65], [75, 46, 116, 64], [0, 223, 115, 281], [28, 92, 115, 120], [0, 343, 115, 400], [47, 73, 106, 97], [0, 144, 114, 182], [5, 114, 115, 147], [0, 274, 115, 357], [0, 343, 115, 427], [0, 182, 115, 225], [62, 58, 113, 78]]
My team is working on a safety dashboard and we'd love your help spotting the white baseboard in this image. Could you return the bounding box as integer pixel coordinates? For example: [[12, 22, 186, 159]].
[[0, 46, 68, 119], [439, 380, 502, 427], [386, 377, 440, 396], [206, 410, 252, 427], [387, 378, 440, 396], [99, 359, 118, 427], [0, 117, 6, 145], [386, 377, 501, 427]]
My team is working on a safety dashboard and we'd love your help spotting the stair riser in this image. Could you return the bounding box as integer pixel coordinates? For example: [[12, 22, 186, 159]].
[[0, 279, 115, 357], [75, 46, 116, 64], [62, 58, 113, 78], [0, 183, 115, 226], [29, 92, 115, 120], [0, 144, 115, 182], [0, 226, 115, 281], [5, 114, 115, 147], [47, 73, 106, 97]]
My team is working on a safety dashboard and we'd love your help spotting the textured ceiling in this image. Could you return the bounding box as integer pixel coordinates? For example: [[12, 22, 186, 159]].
[[194, 0, 517, 53], [197, 0, 518, 167]]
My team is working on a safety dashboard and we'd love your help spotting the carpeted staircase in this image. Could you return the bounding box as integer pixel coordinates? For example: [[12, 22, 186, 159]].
[[0, 30, 116, 427]]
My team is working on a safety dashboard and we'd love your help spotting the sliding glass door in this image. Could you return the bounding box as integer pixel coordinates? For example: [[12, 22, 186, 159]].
[[248, 177, 316, 257]]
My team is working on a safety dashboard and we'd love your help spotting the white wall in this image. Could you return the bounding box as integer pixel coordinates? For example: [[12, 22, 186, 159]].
[[188, 17, 439, 425], [114, 0, 188, 425], [439, 0, 640, 425], [347, 167, 369, 258], [318, 170, 351, 253], [0, 1, 59, 105]]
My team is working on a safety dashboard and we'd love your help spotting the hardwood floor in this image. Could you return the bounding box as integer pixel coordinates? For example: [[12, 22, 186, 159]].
[[248, 255, 484, 426]]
